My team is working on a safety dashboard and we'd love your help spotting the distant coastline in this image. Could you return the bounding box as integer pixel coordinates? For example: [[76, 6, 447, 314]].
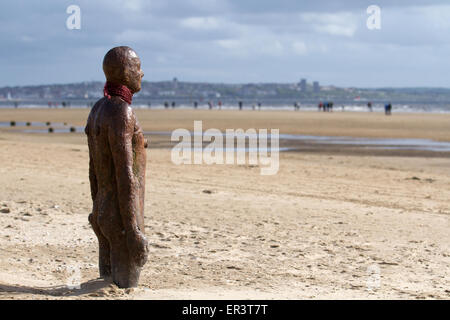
[[2, 81, 450, 106]]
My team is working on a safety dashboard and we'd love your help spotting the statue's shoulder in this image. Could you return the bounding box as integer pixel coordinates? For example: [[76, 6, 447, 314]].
[[105, 97, 135, 126], [105, 97, 131, 112], [85, 100, 101, 135]]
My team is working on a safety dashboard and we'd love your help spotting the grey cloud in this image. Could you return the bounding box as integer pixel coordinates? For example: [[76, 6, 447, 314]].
[[0, 0, 450, 87]]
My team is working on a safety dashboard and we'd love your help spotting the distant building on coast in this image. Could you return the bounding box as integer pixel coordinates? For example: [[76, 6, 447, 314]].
[[299, 79, 307, 92], [173, 77, 178, 90], [313, 81, 320, 93]]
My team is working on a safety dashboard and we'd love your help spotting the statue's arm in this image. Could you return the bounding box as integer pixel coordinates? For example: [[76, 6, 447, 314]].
[[85, 124, 98, 202], [108, 103, 148, 265], [88, 155, 98, 201]]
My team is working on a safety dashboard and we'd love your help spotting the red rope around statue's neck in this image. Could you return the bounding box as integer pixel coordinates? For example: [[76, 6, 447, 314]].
[[103, 81, 133, 104]]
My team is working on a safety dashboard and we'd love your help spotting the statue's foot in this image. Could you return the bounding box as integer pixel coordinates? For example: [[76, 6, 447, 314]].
[[99, 266, 112, 279], [112, 265, 141, 288], [113, 276, 138, 288]]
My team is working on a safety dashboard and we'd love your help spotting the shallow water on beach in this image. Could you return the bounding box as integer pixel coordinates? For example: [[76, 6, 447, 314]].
[[2, 121, 450, 152], [278, 134, 450, 152], [148, 131, 450, 152]]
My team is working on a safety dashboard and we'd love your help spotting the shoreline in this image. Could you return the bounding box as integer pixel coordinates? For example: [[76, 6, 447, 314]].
[[1, 109, 450, 157], [1, 109, 450, 139], [1, 105, 450, 115]]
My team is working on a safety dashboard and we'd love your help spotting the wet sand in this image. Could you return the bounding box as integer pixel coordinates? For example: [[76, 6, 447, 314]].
[[0, 109, 449, 299], [1, 108, 450, 141]]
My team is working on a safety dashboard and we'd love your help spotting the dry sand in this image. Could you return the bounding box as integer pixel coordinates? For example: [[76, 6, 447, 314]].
[[0, 109, 449, 299]]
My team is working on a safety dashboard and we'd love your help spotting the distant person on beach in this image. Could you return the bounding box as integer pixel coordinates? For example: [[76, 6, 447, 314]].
[[218, 100, 222, 110], [164, 101, 169, 109], [239, 101, 243, 110], [318, 102, 323, 111], [194, 101, 198, 109], [258, 102, 261, 110], [385, 103, 392, 115], [368, 102, 373, 112], [294, 102, 299, 111], [388, 103, 392, 115], [208, 101, 213, 110], [171, 101, 176, 108]]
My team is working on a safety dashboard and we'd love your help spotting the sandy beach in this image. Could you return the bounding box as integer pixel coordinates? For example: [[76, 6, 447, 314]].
[[0, 109, 449, 299]]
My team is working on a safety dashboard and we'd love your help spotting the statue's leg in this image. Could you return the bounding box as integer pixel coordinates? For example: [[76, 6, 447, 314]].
[[89, 213, 111, 278], [109, 234, 141, 288], [98, 201, 142, 288]]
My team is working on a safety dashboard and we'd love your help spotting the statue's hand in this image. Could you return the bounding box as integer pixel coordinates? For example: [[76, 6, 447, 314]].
[[127, 229, 149, 267]]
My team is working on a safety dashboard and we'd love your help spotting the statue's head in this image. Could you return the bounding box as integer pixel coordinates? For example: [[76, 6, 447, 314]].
[[103, 46, 144, 93]]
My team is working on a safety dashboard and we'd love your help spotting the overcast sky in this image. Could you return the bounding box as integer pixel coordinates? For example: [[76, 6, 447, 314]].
[[1, 0, 450, 87]]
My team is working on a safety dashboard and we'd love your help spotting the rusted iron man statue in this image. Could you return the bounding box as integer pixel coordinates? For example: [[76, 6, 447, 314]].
[[85, 46, 148, 288]]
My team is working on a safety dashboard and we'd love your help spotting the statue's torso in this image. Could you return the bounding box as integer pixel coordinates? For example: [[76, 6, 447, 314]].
[[86, 97, 146, 230]]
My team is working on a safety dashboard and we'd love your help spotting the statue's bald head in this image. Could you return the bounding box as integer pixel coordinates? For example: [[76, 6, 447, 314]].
[[103, 46, 144, 93]]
